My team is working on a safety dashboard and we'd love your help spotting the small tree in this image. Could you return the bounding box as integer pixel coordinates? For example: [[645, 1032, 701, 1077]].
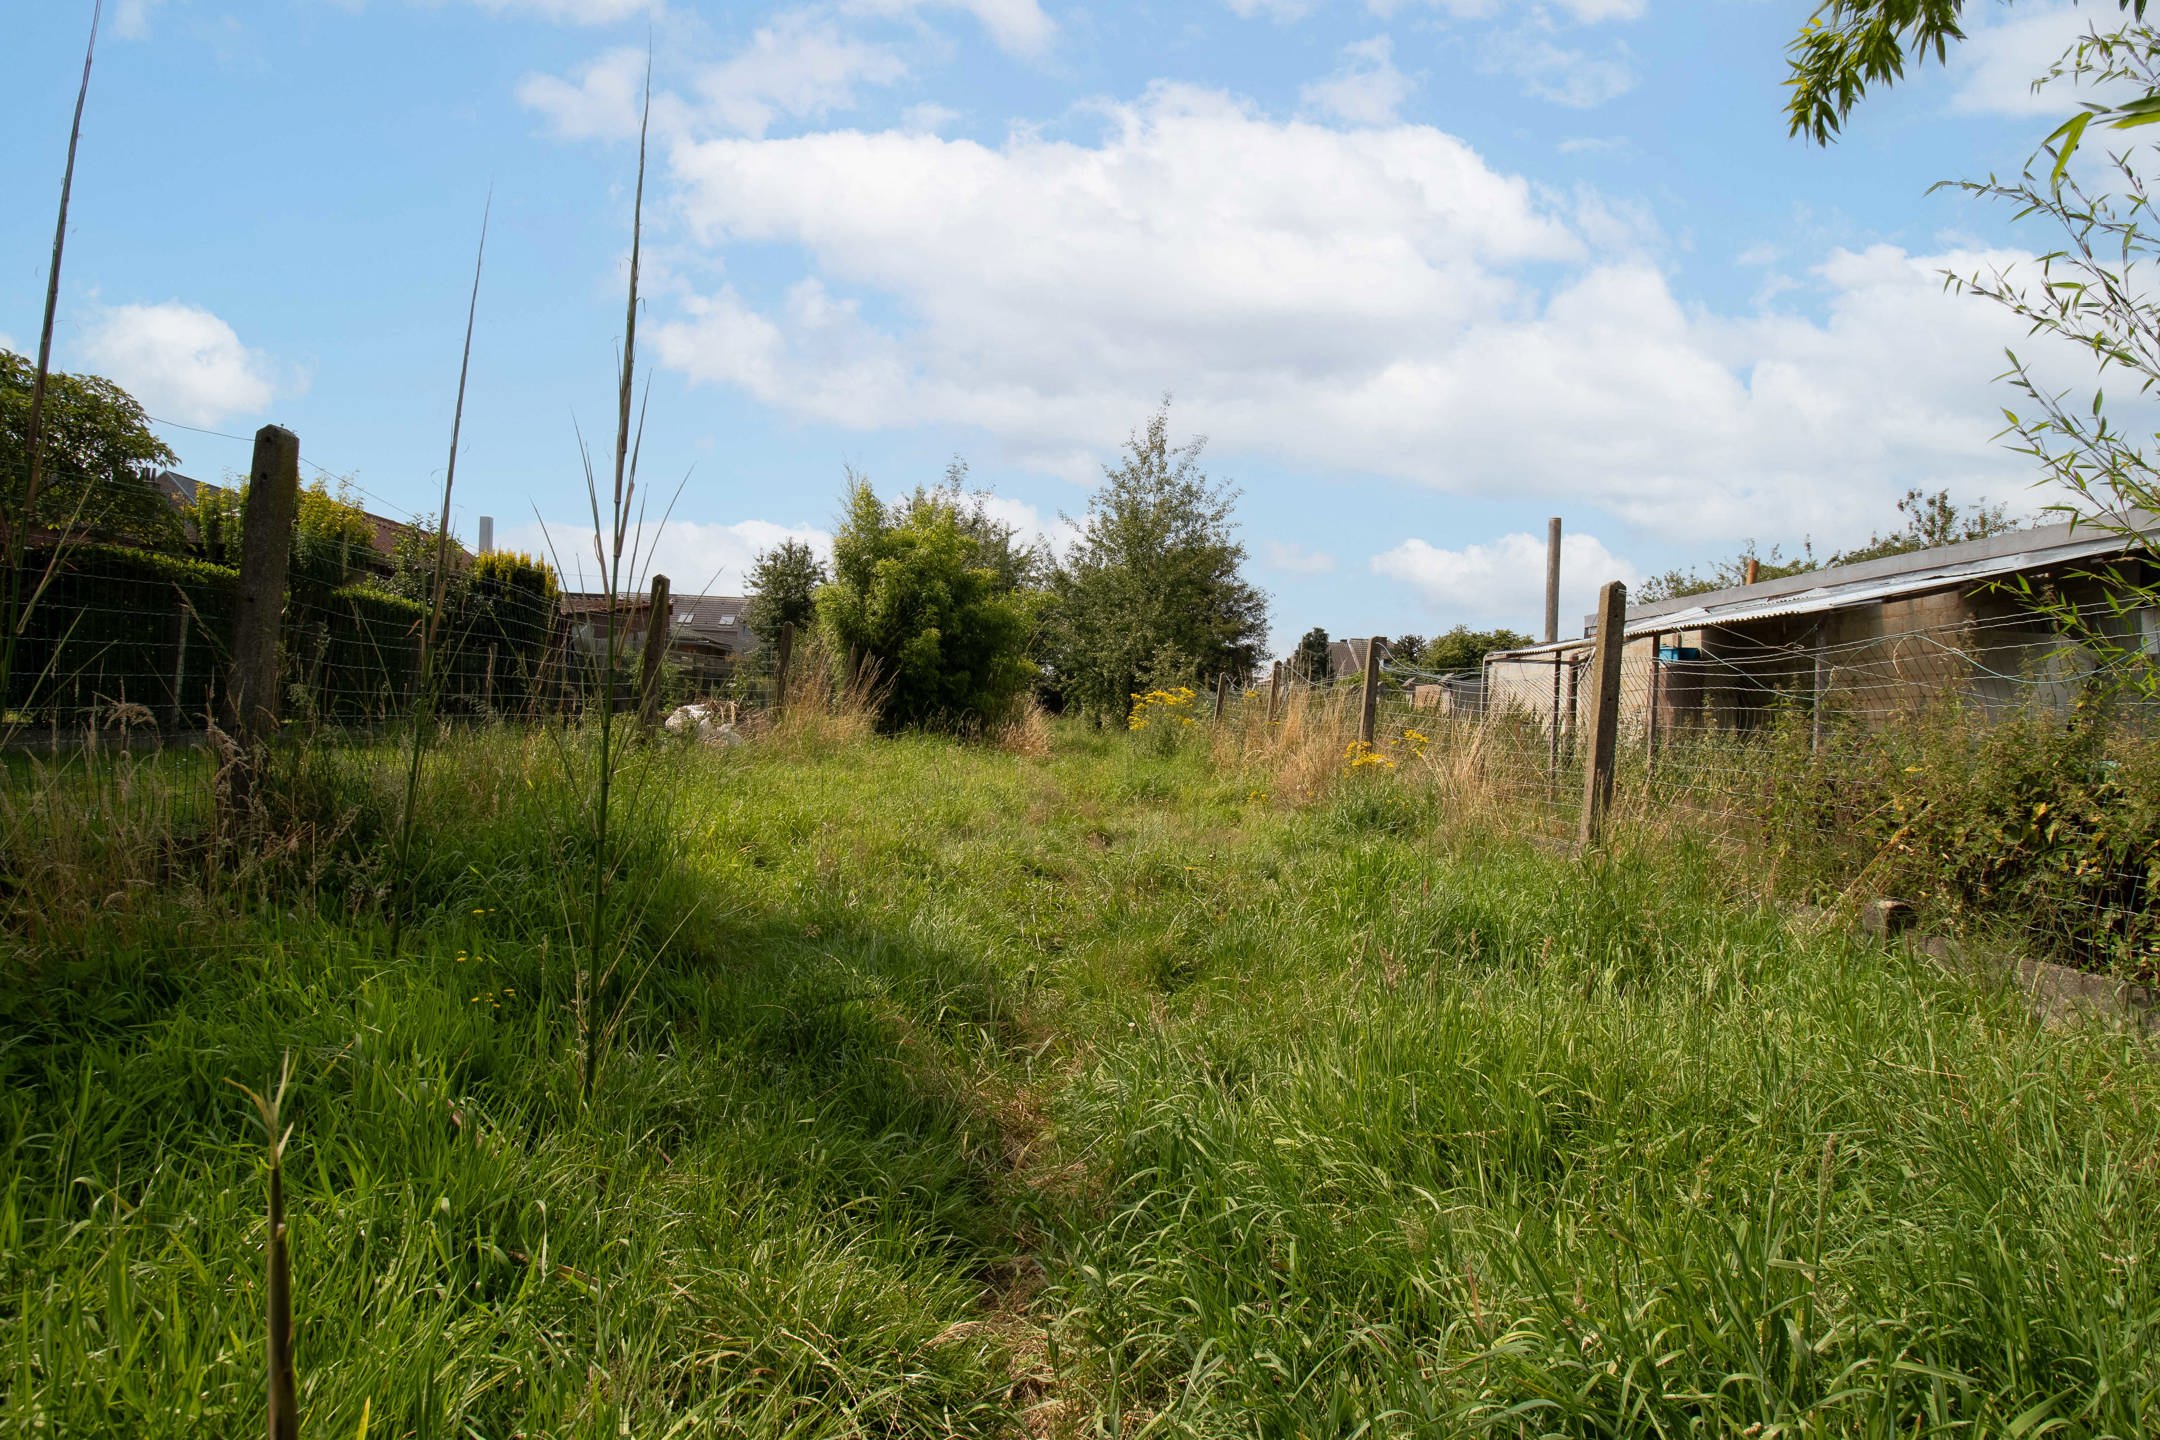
[[0, 349, 181, 548], [744, 538, 827, 643], [1047, 404, 1268, 722], [1291, 626, 1331, 683], [816, 474, 1036, 730], [1420, 625, 1533, 673]]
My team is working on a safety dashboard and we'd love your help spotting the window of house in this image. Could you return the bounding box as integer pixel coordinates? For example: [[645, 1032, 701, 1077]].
[[719, 613, 737, 625]]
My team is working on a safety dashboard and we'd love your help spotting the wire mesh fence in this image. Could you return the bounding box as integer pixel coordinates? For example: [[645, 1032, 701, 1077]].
[[1217, 607, 2160, 979]]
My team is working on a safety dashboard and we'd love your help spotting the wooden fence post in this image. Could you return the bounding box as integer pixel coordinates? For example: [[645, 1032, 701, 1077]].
[[1212, 671, 1228, 725], [636, 573, 670, 730], [1811, 626, 1828, 753], [1266, 660, 1283, 723], [221, 424, 300, 815], [1645, 632, 1662, 778], [1358, 637, 1382, 747], [166, 603, 190, 731], [1544, 516, 1562, 645], [482, 643, 496, 715], [1578, 581, 1627, 847], [774, 620, 796, 714]]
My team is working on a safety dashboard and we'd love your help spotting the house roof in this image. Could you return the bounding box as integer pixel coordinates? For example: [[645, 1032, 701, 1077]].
[[1486, 512, 2158, 663]]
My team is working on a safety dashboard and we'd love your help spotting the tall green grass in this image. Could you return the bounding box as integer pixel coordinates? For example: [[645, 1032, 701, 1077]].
[[1, 725, 2156, 1435]]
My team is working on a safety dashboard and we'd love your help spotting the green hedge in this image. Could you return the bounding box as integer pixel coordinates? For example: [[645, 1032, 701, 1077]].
[[5, 544, 238, 726], [3, 544, 560, 731]]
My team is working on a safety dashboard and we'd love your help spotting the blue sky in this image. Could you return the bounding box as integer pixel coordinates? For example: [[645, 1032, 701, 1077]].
[[3, 0, 2113, 643]]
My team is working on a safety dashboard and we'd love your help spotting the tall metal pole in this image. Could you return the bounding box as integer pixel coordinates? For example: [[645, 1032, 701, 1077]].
[[1544, 516, 1562, 645]]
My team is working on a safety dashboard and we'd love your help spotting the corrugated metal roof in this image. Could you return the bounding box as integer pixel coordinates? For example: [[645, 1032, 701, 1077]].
[[1621, 533, 2133, 638]]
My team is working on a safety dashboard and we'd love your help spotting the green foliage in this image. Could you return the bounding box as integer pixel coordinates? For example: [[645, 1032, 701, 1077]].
[[1047, 405, 1267, 721], [744, 537, 827, 643], [1419, 624, 1533, 673], [1636, 543, 1818, 604], [1758, 700, 2160, 973], [1826, 486, 2022, 567], [1291, 626, 1330, 683], [1935, 29, 2160, 696], [815, 474, 1036, 730], [0, 348, 182, 548], [1, 543, 236, 720], [192, 474, 380, 600], [5, 726, 2160, 1433], [1636, 492, 2028, 606]]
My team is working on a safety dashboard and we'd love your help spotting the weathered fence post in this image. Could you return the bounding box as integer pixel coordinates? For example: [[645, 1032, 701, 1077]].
[[1548, 653, 1562, 792], [636, 573, 670, 730], [1266, 660, 1283, 724], [1358, 636, 1382, 747], [166, 603, 190, 731], [482, 643, 496, 714], [1578, 580, 1627, 847], [1212, 671, 1228, 725], [1646, 631, 1662, 777], [774, 620, 796, 714], [220, 424, 300, 815], [1544, 517, 1562, 645], [1811, 627, 1828, 753]]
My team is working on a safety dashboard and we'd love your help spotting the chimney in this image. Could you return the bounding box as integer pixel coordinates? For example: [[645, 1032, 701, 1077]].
[[1744, 556, 1760, 587], [477, 515, 494, 554]]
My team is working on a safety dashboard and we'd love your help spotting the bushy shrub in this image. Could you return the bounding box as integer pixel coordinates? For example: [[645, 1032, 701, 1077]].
[[1760, 699, 2160, 974]]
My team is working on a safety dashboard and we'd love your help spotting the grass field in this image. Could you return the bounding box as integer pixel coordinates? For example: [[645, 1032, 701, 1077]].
[[4, 721, 2158, 1436]]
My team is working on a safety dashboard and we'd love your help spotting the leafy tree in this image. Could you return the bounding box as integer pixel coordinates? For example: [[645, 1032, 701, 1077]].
[[1828, 487, 2022, 566], [816, 474, 1036, 730], [193, 475, 380, 601], [1420, 625, 1534, 673], [1785, 1, 2150, 144], [1291, 626, 1331, 683], [744, 538, 828, 642], [0, 349, 182, 548], [1391, 633, 1428, 666], [1636, 543, 1818, 605], [1634, 491, 2026, 606], [1047, 405, 1268, 722], [1933, 25, 2160, 692]]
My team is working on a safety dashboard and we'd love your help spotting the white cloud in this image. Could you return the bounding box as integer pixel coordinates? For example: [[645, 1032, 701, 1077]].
[[113, 0, 167, 39], [466, 0, 659, 22], [502, 516, 834, 596], [1946, 3, 2124, 117], [1301, 35, 1415, 126], [1372, 0, 1646, 23], [695, 13, 909, 136], [1484, 23, 1636, 108], [645, 84, 2061, 550], [843, 0, 1055, 56], [902, 101, 965, 133], [518, 48, 664, 140], [976, 493, 1081, 555], [1373, 530, 1639, 627], [1263, 539, 1339, 574], [81, 301, 276, 428], [522, 16, 912, 140]]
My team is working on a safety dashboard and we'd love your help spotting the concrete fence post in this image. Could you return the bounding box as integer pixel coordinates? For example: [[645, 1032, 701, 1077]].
[[1358, 636, 1382, 747], [774, 619, 796, 714], [221, 424, 300, 814], [1212, 671, 1228, 725], [636, 573, 670, 730], [1578, 580, 1628, 847]]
